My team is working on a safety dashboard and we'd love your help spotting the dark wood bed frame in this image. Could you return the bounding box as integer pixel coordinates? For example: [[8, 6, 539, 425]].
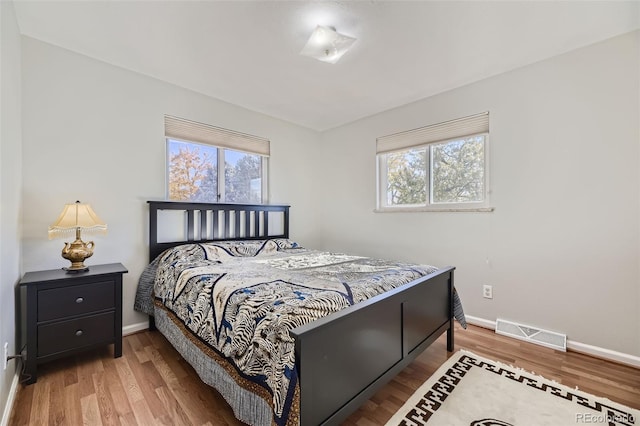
[[147, 201, 455, 426]]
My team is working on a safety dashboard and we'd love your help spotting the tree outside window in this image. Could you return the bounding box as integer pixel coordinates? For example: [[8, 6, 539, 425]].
[[167, 139, 265, 203]]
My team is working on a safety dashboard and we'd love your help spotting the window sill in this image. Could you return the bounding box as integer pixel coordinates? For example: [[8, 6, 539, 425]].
[[374, 206, 495, 213]]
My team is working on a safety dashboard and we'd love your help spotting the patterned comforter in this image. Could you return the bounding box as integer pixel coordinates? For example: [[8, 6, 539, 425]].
[[134, 239, 466, 426]]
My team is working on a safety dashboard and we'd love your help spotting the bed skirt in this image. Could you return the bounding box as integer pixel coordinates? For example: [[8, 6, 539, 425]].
[[154, 306, 278, 426]]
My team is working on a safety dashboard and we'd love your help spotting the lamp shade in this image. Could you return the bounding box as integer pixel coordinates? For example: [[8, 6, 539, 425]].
[[48, 201, 108, 240], [300, 25, 356, 64]]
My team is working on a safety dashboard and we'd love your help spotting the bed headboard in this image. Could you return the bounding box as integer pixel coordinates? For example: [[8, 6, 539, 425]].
[[147, 201, 290, 261]]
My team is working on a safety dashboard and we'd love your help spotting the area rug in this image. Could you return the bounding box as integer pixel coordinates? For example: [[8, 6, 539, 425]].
[[386, 350, 639, 426]]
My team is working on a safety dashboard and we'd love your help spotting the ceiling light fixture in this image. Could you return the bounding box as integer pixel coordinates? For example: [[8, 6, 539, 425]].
[[300, 25, 356, 64]]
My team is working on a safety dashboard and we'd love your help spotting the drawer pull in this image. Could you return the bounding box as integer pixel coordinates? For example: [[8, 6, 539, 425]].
[[75, 330, 83, 337], [75, 297, 84, 304]]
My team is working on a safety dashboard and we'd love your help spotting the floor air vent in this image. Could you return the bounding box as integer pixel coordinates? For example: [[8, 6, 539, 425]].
[[495, 318, 567, 352]]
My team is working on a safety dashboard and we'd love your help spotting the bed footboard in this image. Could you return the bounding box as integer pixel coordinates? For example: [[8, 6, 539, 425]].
[[290, 266, 455, 426]]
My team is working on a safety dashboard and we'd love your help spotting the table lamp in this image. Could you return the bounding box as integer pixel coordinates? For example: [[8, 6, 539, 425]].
[[48, 201, 108, 272]]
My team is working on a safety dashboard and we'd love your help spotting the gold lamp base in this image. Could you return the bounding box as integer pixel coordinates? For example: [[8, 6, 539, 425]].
[[61, 233, 95, 273]]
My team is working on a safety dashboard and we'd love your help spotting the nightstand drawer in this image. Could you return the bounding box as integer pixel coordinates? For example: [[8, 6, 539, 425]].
[[38, 280, 115, 321], [37, 312, 115, 357]]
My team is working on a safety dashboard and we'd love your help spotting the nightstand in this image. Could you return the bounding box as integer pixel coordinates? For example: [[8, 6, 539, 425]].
[[19, 263, 128, 384]]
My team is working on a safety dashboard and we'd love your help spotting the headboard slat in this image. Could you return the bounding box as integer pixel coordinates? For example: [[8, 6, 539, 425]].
[[147, 201, 290, 261], [245, 212, 251, 238], [186, 210, 195, 241], [213, 210, 219, 239], [264, 211, 269, 237], [224, 210, 231, 237], [199, 210, 207, 240], [234, 210, 241, 238], [256, 211, 262, 237]]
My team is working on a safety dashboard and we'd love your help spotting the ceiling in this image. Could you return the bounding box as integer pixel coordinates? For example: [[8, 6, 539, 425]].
[[13, 1, 640, 131]]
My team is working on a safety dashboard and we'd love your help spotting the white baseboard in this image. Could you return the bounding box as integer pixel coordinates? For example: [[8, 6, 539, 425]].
[[1, 370, 20, 426], [465, 315, 496, 330], [464, 315, 640, 368], [567, 340, 640, 368], [123, 321, 149, 336]]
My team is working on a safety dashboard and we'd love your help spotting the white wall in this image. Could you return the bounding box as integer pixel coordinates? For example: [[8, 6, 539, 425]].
[[0, 0, 22, 421], [316, 31, 640, 356], [21, 37, 322, 329]]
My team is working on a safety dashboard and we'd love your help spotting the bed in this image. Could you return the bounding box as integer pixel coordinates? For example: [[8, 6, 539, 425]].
[[134, 201, 465, 426]]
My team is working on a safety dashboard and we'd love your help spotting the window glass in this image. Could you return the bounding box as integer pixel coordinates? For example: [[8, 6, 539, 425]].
[[225, 149, 263, 203], [167, 139, 266, 203], [385, 148, 427, 206], [168, 139, 218, 202], [431, 136, 485, 204]]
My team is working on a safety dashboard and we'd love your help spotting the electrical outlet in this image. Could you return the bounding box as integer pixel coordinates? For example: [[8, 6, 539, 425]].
[[483, 285, 493, 299], [3, 342, 8, 370]]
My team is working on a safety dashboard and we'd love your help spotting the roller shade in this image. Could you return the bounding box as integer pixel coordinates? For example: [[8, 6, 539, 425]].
[[165, 115, 270, 156], [376, 112, 489, 154]]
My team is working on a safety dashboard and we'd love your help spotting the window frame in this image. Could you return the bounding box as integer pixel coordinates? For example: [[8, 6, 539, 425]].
[[376, 132, 492, 212], [165, 137, 269, 204]]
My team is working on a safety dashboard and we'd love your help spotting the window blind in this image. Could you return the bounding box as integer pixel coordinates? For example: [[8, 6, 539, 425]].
[[376, 112, 489, 154], [165, 115, 270, 156]]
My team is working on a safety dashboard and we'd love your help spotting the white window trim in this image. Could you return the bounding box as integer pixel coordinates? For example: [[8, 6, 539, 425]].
[[374, 206, 495, 213], [376, 132, 493, 213]]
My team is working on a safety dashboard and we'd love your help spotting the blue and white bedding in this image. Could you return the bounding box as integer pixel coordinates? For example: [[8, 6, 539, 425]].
[[134, 239, 466, 426]]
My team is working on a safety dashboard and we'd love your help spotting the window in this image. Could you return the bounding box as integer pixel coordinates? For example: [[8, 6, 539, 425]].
[[377, 112, 490, 211], [165, 116, 269, 204]]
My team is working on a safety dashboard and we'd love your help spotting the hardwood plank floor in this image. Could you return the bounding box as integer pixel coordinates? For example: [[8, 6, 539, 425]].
[[9, 324, 640, 425]]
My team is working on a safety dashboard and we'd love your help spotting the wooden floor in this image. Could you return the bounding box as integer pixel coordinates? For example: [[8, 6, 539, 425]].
[[9, 324, 640, 425]]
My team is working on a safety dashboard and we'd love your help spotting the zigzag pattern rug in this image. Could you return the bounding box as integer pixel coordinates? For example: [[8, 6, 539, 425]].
[[386, 350, 639, 426]]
